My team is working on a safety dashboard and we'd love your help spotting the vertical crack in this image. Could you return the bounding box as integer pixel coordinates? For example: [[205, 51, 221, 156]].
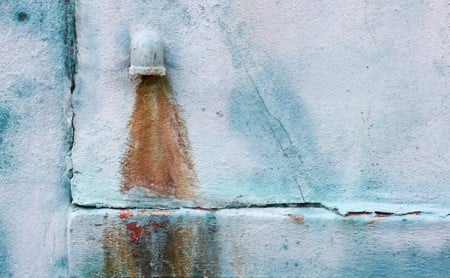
[[64, 0, 77, 200], [364, 0, 377, 46], [241, 64, 306, 202], [219, 22, 306, 202]]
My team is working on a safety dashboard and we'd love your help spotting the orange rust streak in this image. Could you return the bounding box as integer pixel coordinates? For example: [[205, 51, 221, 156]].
[[122, 76, 197, 198]]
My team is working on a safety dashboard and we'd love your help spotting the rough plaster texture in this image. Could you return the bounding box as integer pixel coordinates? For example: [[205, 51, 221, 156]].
[[0, 0, 73, 277], [69, 208, 450, 277], [1, 0, 450, 276], [0, 0, 73, 276], [72, 0, 450, 211]]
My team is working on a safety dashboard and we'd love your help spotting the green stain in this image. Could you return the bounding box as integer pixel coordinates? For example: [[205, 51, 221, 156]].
[[0, 107, 10, 143], [0, 106, 14, 170]]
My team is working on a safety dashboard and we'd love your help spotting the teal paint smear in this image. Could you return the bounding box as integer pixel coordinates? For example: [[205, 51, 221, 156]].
[[336, 219, 450, 277], [221, 19, 340, 202], [337, 245, 450, 277], [0, 106, 14, 170]]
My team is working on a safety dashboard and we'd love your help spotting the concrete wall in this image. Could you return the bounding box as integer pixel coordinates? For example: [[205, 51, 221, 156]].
[[0, 0, 74, 276], [1, 0, 450, 277], [72, 0, 450, 211]]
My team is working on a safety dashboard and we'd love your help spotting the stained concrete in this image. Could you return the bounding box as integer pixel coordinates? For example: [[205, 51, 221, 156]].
[[72, 0, 450, 210], [69, 207, 450, 277]]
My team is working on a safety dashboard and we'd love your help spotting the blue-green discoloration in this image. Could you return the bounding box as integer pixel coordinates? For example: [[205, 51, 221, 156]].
[[10, 80, 35, 98], [224, 19, 339, 202], [338, 246, 450, 278], [0, 107, 11, 145], [0, 106, 14, 170]]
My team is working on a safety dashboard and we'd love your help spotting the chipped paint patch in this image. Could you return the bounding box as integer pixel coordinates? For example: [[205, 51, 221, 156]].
[[151, 210, 171, 216], [119, 210, 133, 219], [288, 214, 304, 224], [121, 76, 197, 198], [126, 222, 148, 244]]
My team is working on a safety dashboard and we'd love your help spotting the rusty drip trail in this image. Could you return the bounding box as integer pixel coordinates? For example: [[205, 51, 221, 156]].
[[121, 76, 197, 198]]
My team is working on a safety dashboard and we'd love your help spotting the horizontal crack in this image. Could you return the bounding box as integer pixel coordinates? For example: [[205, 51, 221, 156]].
[[72, 202, 440, 218]]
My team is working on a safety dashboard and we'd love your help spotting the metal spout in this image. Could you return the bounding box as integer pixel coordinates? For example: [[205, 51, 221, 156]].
[[129, 29, 166, 76]]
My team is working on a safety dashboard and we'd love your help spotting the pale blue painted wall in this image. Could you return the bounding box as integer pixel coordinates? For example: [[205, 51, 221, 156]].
[[0, 0, 73, 276], [1, 0, 449, 277]]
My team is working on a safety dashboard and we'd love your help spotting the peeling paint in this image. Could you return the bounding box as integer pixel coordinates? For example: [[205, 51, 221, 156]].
[[119, 210, 133, 219], [121, 76, 197, 199], [126, 222, 148, 244], [288, 214, 304, 224]]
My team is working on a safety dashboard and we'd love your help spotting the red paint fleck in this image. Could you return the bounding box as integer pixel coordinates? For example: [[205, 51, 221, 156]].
[[211, 225, 217, 232], [139, 209, 148, 214], [126, 222, 147, 243], [407, 211, 421, 215], [119, 210, 134, 219], [151, 221, 167, 231], [194, 206, 203, 210], [375, 211, 394, 217], [288, 214, 305, 224], [345, 211, 372, 217]]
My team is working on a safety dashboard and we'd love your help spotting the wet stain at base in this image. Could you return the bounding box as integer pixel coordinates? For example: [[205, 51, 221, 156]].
[[101, 213, 221, 277], [121, 76, 197, 198]]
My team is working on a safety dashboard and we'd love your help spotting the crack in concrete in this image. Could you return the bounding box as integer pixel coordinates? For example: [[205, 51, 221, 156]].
[[64, 0, 77, 200], [71, 202, 448, 219], [218, 21, 307, 202], [363, 0, 377, 47], [240, 62, 306, 202]]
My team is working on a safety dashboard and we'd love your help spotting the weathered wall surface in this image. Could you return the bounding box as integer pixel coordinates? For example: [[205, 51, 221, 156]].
[[68, 0, 450, 276], [0, 0, 73, 276], [1, 0, 450, 277], [72, 0, 450, 211], [69, 208, 450, 277]]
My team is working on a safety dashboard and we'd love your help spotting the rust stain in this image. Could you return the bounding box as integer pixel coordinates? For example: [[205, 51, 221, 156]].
[[122, 76, 197, 198], [288, 214, 304, 224], [345, 211, 372, 217], [103, 224, 138, 278], [100, 214, 220, 277], [374, 211, 395, 217], [159, 216, 221, 277]]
